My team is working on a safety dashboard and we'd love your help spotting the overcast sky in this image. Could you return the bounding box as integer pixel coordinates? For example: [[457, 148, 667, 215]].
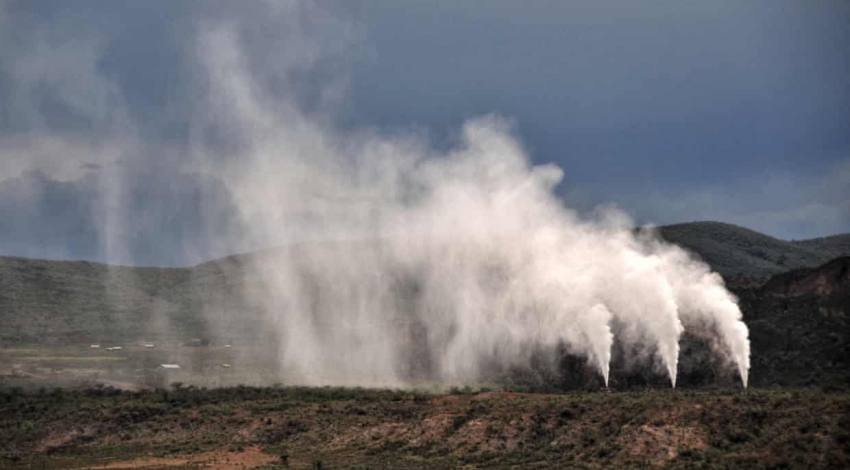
[[1, 0, 848, 265]]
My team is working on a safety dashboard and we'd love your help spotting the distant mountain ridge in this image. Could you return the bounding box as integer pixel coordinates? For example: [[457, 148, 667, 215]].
[[657, 221, 850, 278]]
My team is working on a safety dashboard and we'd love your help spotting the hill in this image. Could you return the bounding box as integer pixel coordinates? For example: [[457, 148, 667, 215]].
[[738, 257, 850, 387], [657, 221, 850, 278], [1, 222, 849, 389], [795, 233, 850, 261], [0, 256, 189, 343], [0, 254, 257, 345]]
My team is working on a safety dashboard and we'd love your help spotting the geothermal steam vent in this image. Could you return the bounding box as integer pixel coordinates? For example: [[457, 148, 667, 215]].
[[231, 119, 751, 389], [164, 28, 753, 389]]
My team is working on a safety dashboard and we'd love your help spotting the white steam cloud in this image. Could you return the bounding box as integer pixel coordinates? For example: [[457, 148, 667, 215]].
[[187, 16, 750, 388], [1, 0, 750, 388]]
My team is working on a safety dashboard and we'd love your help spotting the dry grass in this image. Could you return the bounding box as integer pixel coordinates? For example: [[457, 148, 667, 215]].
[[1, 386, 847, 469]]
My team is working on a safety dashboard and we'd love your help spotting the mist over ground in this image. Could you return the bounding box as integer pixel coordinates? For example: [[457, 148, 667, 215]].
[[0, 0, 761, 388]]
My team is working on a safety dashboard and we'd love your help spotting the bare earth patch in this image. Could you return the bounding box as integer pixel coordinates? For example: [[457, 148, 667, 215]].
[[616, 424, 707, 466], [84, 446, 276, 469]]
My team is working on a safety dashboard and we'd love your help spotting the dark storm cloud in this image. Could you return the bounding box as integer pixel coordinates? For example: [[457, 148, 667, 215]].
[[357, 0, 849, 237], [331, 0, 848, 236]]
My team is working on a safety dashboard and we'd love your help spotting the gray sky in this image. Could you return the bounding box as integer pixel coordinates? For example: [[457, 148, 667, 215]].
[[334, 0, 849, 237], [0, 0, 847, 265]]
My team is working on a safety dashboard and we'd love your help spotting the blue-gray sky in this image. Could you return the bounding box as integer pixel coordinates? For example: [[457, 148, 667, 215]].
[[334, 0, 849, 238], [0, 0, 848, 265]]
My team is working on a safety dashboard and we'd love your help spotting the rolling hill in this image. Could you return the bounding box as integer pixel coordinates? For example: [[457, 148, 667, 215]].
[[1, 221, 848, 388], [657, 221, 850, 278]]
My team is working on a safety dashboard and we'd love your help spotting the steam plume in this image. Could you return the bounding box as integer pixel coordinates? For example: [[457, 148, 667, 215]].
[[1, 0, 751, 388], [186, 19, 751, 388]]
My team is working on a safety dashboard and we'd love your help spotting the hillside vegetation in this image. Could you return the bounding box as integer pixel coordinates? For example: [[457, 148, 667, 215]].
[[737, 257, 850, 388], [1, 386, 848, 469], [0, 255, 256, 345], [657, 221, 850, 278]]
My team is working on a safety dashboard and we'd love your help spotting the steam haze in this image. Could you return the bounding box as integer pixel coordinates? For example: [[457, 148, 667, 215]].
[[0, 0, 755, 388]]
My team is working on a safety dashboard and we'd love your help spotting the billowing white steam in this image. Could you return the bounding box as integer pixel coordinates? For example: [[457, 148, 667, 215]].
[[0, 0, 750, 389], [191, 21, 750, 389]]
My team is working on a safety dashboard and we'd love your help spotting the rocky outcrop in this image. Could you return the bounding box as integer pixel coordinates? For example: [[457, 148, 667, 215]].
[[761, 256, 850, 299]]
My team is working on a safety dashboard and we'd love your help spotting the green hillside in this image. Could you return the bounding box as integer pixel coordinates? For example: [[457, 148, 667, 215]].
[[795, 233, 850, 261], [739, 257, 850, 387], [0, 256, 188, 343], [657, 221, 850, 278]]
